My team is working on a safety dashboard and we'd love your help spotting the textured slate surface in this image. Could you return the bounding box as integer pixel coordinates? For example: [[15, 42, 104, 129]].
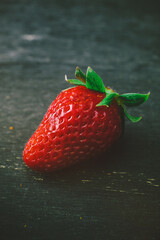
[[0, 1, 160, 240]]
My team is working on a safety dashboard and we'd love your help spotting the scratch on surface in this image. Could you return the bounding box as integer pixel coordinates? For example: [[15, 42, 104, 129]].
[[6, 159, 11, 162], [14, 167, 23, 171], [111, 171, 128, 175], [146, 179, 159, 187], [106, 187, 145, 195], [81, 180, 92, 183], [119, 190, 126, 193], [105, 171, 159, 195], [132, 188, 138, 191], [146, 181, 152, 184], [0, 165, 6, 169], [106, 187, 127, 193], [33, 177, 44, 181], [110, 189, 127, 193]]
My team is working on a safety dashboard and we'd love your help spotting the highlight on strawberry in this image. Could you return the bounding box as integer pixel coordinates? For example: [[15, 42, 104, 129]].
[[23, 67, 150, 172]]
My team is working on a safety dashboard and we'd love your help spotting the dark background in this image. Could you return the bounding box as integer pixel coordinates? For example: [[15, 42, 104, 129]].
[[0, 0, 160, 240]]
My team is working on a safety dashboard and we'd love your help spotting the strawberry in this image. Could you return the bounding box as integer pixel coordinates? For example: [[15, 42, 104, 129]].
[[23, 67, 150, 172]]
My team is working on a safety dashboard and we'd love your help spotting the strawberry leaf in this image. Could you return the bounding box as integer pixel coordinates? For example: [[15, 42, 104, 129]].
[[86, 67, 106, 93], [75, 67, 86, 83], [97, 92, 118, 107], [119, 92, 150, 107], [122, 105, 142, 123], [65, 75, 86, 86]]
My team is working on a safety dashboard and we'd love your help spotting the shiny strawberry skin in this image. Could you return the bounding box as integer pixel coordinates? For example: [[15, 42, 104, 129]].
[[23, 86, 123, 172]]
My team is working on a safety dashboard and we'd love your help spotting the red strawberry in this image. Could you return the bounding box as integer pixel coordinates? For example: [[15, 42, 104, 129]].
[[23, 67, 150, 172]]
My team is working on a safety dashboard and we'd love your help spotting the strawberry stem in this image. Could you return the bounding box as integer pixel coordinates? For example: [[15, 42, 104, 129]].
[[96, 92, 119, 107]]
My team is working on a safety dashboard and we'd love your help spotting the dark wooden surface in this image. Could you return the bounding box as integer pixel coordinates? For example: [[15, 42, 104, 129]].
[[0, 1, 160, 240]]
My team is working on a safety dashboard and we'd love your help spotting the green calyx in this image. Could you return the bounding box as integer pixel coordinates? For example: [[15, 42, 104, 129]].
[[65, 66, 150, 123]]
